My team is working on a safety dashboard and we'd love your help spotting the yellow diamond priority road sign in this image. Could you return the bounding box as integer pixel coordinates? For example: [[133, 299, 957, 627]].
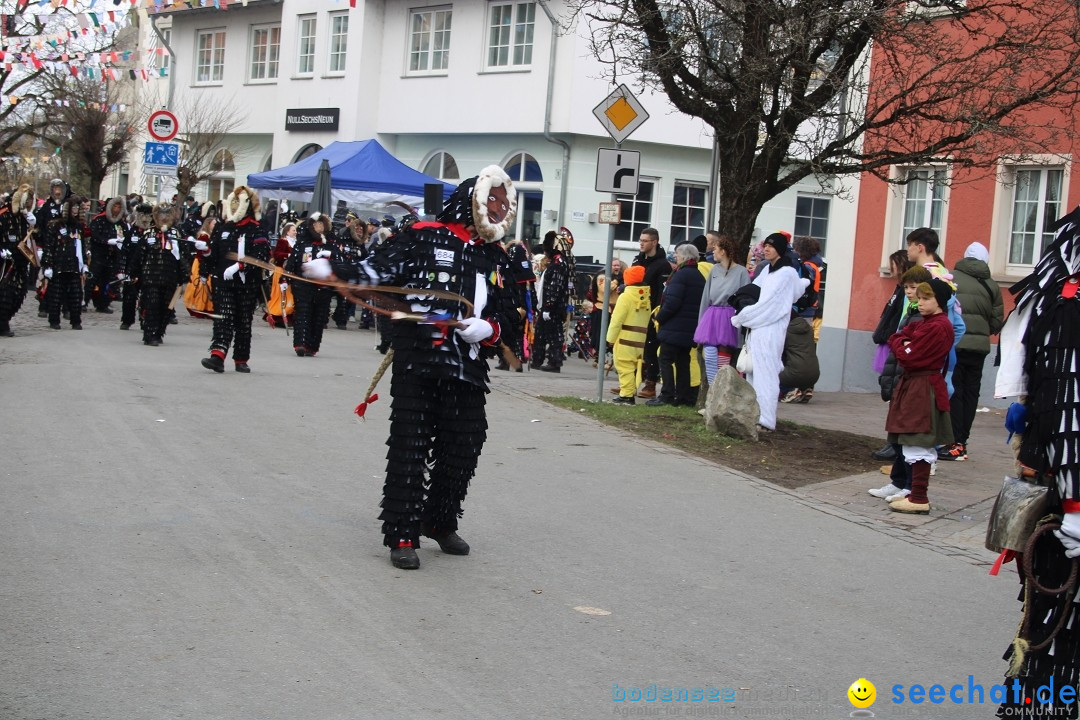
[[592, 84, 649, 144]]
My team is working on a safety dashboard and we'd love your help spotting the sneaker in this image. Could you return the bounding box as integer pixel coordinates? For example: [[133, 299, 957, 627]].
[[780, 389, 802, 403], [611, 395, 635, 405], [889, 497, 931, 515], [872, 444, 897, 461], [645, 396, 671, 406], [879, 465, 892, 475], [930, 462, 937, 477], [938, 443, 967, 461], [885, 489, 911, 502], [799, 388, 814, 403], [868, 483, 902, 499]]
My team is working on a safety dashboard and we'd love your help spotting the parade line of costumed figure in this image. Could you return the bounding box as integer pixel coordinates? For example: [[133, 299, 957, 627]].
[[992, 206, 1080, 719], [117, 203, 151, 332], [135, 205, 183, 347], [0, 185, 37, 337], [199, 186, 270, 374], [86, 196, 127, 315], [302, 165, 518, 570], [41, 194, 87, 331]]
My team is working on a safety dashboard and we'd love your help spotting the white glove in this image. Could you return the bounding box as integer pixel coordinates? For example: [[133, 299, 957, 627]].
[[107, 238, 120, 247], [455, 316, 493, 344], [36, 248, 43, 261], [279, 282, 288, 293], [25, 212, 36, 227], [194, 240, 208, 252], [115, 273, 128, 282], [542, 311, 551, 321], [302, 257, 333, 280], [0, 249, 10, 259], [223, 263, 241, 281], [199, 276, 207, 285], [316, 249, 332, 259], [79, 264, 86, 274], [1055, 512, 1080, 558], [43, 268, 53, 279]]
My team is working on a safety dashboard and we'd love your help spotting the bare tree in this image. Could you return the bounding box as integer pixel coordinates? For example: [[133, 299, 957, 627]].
[[570, 0, 1080, 252], [44, 77, 138, 199], [0, 1, 128, 156], [166, 94, 248, 199]]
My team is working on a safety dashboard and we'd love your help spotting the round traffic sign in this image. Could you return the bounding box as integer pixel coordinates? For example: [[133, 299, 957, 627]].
[[148, 110, 179, 142]]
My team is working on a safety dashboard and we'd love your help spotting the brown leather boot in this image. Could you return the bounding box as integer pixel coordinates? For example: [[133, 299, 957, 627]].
[[637, 381, 657, 398]]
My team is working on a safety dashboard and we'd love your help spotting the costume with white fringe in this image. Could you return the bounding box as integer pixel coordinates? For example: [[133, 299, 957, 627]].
[[87, 197, 127, 312], [200, 187, 270, 367], [41, 198, 86, 329], [324, 166, 516, 552], [0, 186, 36, 335], [995, 205, 1080, 719]]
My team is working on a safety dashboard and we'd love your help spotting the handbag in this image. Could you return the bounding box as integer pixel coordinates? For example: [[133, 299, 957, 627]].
[[735, 331, 753, 374], [985, 475, 1052, 553]]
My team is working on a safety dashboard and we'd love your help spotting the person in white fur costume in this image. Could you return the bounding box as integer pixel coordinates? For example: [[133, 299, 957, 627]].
[[731, 232, 810, 431]]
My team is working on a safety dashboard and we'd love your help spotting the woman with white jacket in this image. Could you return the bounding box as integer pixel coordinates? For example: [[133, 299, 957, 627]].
[[731, 232, 809, 431]]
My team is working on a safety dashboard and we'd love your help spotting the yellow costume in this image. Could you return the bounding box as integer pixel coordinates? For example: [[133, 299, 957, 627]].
[[606, 282, 652, 399]]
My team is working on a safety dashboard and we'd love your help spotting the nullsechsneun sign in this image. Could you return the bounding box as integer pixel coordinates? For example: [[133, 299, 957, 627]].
[[285, 108, 340, 132]]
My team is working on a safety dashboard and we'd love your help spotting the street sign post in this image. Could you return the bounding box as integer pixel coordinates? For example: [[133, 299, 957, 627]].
[[148, 109, 179, 142], [592, 84, 650, 144], [595, 148, 640, 195], [144, 141, 179, 177]]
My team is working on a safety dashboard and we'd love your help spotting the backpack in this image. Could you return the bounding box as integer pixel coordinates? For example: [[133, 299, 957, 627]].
[[792, 260, 820, 313]]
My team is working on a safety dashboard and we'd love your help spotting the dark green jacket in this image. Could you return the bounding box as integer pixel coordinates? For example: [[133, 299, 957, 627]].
[[952, 257, 1004, 354]]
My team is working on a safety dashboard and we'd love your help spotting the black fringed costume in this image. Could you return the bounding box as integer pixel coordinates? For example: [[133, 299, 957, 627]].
[[40, 201, 86, 329], [997, 205, 1080, 719], [136, 207, 182, 345], [285, 219, 341, 356], [532, 232, 572, 370], [500, 239, 536, 365], [86, 198, 126, 312], [324, 166, 517, 557], [0, 187, 36, 336], [117, 208, 147, 329], [200, 187, 269, 368]]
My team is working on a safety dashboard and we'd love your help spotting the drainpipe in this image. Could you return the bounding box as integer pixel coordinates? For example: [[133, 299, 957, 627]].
[[149, 13, 175, 109], [537, 0, 569, 229]]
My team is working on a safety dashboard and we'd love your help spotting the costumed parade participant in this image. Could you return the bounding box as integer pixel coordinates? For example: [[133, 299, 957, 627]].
[[499, 236, 535, 370], [730, 232, 809, 431], [40, 195, 87, 331], [182, 214, 216, 319], [606, 264, 651, 404], [136, 205, 183, 347], [0, 185, 37, 337], [36, 179, 70, 317], [87, 197, 128, 314], [265, 220, 295, 329], [331, 211, 365, 330], [304, 165, 517, 570], [532, 228, 573, 373], [285, 213, 341, 357], [117, 204, 151, 331], [993, 206, 1080, 719], [199, 186, 269, 374]]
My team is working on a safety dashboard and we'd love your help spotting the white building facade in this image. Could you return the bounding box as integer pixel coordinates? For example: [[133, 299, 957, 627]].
[[123, 0, 861, 390]]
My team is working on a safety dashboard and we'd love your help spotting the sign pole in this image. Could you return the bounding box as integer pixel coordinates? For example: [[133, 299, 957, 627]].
[[595, 143, 620, 404]]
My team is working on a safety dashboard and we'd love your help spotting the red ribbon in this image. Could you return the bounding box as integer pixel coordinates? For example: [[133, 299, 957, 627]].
[[354, 393, 379, 419]]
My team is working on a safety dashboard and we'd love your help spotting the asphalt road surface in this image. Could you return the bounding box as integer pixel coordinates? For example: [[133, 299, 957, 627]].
[[0, 309, 1020, 719]]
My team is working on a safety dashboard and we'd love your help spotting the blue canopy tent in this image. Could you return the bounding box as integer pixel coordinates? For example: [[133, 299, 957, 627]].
[[247, 140, 454, 212]]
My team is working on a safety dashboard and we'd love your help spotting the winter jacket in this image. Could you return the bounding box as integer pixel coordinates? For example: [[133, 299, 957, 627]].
[[872, 286, 907, 346], [885, 312, 954, 436], [879, 300, 917, 401], [606, 283, 651, 362], [778, 317, 820, 388], [952, 257, 1004, 355], [632, 249, 672, 307], [656, 262, 706, 347]]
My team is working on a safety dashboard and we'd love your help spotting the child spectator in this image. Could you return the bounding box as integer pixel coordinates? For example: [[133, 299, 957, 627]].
[[869, 265, 932, 501], [883, 277, 956, 514], [606, 265, 651, 405]]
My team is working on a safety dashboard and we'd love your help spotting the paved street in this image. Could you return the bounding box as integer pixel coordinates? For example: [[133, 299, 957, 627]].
[[1, 310, 1021, 719]]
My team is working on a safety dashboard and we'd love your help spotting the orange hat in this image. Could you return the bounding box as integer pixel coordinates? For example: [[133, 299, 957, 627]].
[[623, 265, 646, 285]]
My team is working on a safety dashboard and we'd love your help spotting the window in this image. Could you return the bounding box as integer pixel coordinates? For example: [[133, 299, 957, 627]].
[[487, 2, 535, 69], [250, 24, 281, 81], [1008, 167, 1064, 268], [794, 194, 831, 251], [149, 27, 171, 73], [906, 0, 966, 17], [613, 179, 655, 243], [293, 144, 322, 162], [408, 7, 452, 75], [328, 12, 349, 74], [504, 152, 542, 183], [423, 151, 460, 181], [207, 149, 235, 203], [670, 182, 706, 247], [297, 15, 316, 75], [161, 28, 171, 73], [900, 168, 946, 248], [195, 29, 226, 84]]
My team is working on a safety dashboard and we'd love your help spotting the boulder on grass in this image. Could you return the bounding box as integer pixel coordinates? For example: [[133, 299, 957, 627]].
[[704, 365, 760, 441]]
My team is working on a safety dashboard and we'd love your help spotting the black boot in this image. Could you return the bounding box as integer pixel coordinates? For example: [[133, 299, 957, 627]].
[[201, 355, 225, 373], [234, 362, 251, 373], [871, 444, 897, 461], [422, 526, 470, 555], [390, 542, 420, 569]]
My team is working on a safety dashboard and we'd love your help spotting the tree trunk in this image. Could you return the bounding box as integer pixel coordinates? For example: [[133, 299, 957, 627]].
[[714, 175, 763, 266]]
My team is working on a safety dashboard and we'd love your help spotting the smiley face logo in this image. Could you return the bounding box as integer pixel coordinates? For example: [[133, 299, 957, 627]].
[[848, 679, 876, 708]]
